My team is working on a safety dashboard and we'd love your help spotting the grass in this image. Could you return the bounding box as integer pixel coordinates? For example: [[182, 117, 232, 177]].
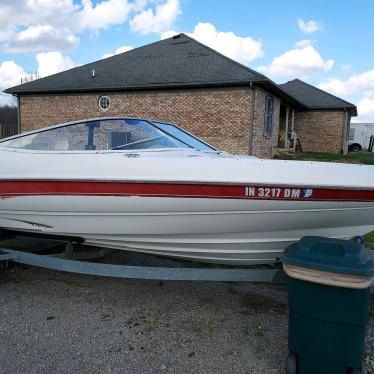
[[255, 345, 265, 356], [365, 231, 374, 248], [280, 151, 374, 165], [100, 310, 115, 321], [254, 325, 264, 337]]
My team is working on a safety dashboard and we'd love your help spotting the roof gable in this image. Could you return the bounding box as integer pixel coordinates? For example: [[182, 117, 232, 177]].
[[279, 79, 357, 115], [5, 34, 269, 94]]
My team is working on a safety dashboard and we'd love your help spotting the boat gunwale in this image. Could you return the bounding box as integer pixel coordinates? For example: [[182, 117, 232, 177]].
[[0, 178, 373, 192]]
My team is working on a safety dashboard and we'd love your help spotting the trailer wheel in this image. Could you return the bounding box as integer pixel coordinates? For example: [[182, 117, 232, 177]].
[[286, 353, 298, 374], [350, 143, 362, 152]]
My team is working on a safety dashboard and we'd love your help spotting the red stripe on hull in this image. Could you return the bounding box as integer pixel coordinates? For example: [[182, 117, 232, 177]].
[[0, 181, 374, 202]]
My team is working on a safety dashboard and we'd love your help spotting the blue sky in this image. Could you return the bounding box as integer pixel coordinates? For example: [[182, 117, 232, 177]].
[[1, 0, 373, 121]]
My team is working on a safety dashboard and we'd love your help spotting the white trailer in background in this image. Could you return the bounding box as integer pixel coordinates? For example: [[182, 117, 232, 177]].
[[349, 123, 374, 152]]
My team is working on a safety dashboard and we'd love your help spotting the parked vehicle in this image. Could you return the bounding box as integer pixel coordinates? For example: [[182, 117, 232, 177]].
[[349, 123, 374, 152]]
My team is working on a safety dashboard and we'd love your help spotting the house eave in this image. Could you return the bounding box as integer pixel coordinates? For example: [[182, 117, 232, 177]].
[[4, 80, 266, 95], [302, 107, 358, 116]]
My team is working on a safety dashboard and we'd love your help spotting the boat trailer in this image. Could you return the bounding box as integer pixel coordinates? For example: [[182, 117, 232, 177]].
[[0, 231, 287, 283]]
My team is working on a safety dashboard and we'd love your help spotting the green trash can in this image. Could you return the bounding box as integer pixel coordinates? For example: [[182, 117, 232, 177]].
[[283, 236, 374, 374]]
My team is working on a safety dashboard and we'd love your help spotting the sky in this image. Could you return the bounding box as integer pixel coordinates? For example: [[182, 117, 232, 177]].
[[0, 0, 373, 122]]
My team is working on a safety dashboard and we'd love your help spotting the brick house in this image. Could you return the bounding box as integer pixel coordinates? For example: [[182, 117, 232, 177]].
[[5, 34, 357, 157], [280, 79, 357, 154]]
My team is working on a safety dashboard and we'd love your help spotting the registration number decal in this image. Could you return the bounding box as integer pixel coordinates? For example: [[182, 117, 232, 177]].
[[244, 187, 313, 199]]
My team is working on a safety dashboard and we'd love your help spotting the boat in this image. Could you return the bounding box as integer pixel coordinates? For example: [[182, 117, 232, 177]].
[[0, 117, 373, 264]]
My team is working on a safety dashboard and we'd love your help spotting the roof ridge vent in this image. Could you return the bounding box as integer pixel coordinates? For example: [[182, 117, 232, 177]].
[[172, 34, 182, 39]]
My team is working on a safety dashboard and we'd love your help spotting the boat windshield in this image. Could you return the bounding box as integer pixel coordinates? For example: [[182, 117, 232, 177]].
[[0, 118, 197, 151], [152, 121, 216, 151]]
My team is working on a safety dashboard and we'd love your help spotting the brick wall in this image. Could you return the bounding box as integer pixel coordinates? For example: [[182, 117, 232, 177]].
[[294, 111, 347, 154], [251, 87, 280, 158], [19, 85, 284, 157], [20, 87, 255, 155]]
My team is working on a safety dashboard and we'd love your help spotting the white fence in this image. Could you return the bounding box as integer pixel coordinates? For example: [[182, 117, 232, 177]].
[[0, 123, 18, 139]]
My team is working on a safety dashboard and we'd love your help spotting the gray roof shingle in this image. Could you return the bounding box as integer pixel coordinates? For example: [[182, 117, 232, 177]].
[[279, 79, 357, 115], [5, 36, 354, 115], [5, 34, 271, 94]]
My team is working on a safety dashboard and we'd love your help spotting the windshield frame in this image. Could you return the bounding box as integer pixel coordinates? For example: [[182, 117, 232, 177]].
[[150, 120, 218, 152], [0, 117, 217, 153]]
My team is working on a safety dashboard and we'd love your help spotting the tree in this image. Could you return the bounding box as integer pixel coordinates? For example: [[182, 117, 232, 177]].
[[0, 105, 17, 125]]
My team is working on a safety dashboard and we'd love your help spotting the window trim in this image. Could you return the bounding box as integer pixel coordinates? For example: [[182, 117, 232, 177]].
[[151, 121, 217, 151], [98, 95, 110, 111], [263, 94, 274, 138]]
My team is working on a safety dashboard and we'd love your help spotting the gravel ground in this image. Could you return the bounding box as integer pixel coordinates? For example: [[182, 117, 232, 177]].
[[0, 249, 373, 374], [365, 312, 374, 374], [0, 264, 288, 374]]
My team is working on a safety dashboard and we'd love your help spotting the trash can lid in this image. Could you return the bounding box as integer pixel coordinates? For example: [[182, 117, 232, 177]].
[[283, 236, 374, 277]]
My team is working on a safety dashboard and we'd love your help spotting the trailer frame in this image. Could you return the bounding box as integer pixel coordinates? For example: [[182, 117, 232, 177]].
[[0, 232, 287, 283]]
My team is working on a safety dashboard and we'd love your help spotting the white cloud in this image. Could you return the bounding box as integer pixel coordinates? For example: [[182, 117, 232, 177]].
[[161, 22, 264, 65], [5, 25, 79, 53], [130, 0, 181, 34], [160, 30, 178, 39], [132, 0, 147, 12], [318, 78, 352, 96], [357, 96, 374, 120], [0, 60, 26, 106], [102, 45, 134, 58], [77, 0, 134, 31], [36, 52, 75, 77], [0, 1, 78, 33], [364, 90, 374, 97], [297, 18, 322, 34], [294, 39, 314, 48], [0, 27, 16, 43], [318, 70, 374, 122], [258, 45, 333, 78], [0, 60, 25, 89], [0, 0, 135, 34], [0, 0, 79, 52], [318, 69, 374, 96], [0, 0, 141, 53], [0, 51, 76, 106]]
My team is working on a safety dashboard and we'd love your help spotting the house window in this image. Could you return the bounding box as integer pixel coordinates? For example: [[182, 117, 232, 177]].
[[263, 95, 274, 137], [99, 96, 110, 111]]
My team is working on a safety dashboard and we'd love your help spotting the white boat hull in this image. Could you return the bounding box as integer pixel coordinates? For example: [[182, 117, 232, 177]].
[[1, 145, 374, 264], [1, 195, 373, 264]]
